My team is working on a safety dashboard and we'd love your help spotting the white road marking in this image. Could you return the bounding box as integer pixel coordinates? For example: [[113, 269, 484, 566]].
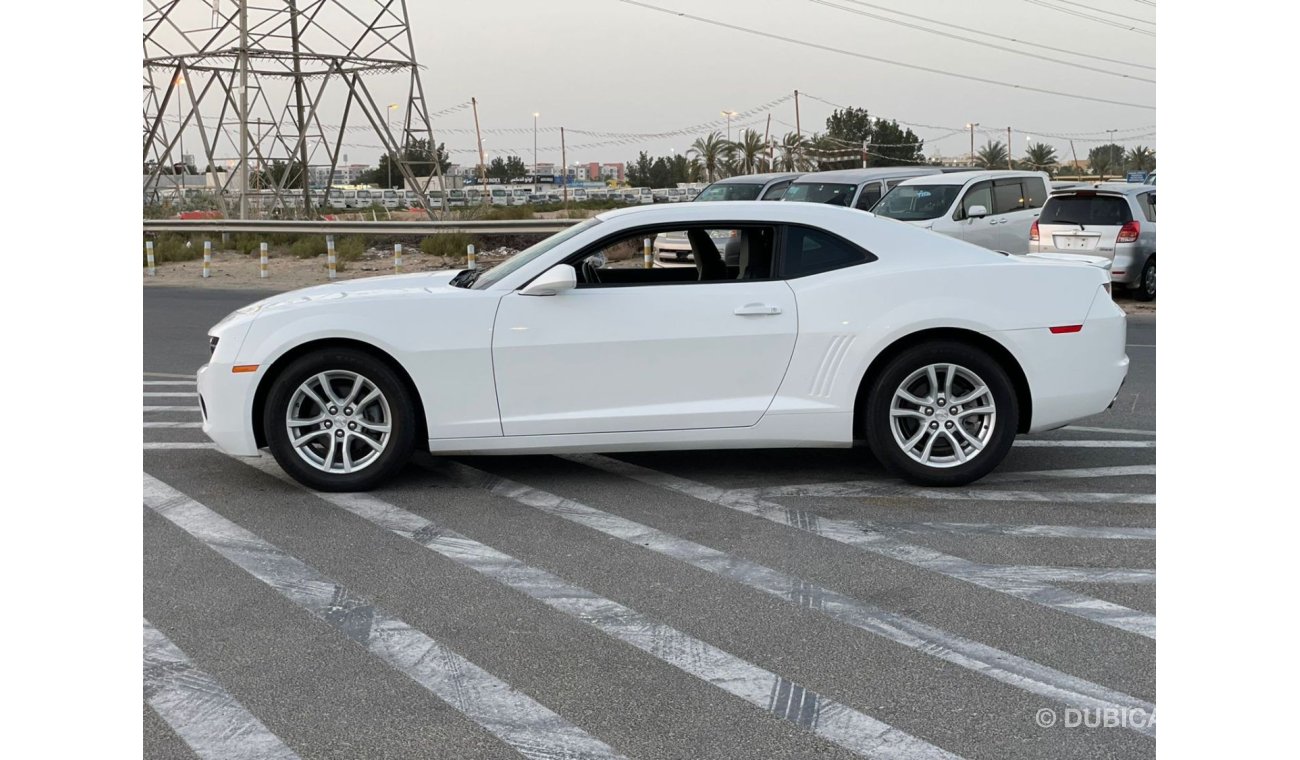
[[421, 460, 1156, 737], [1062, 425, 1156, 437], [144, 381, 197, 386], [143, 473, 628, 760], [241, 457, 963, 759], [569, 455, 1157, 640], [145, 442, 217, 450], [145, 371, 196, 378], [981, 465, 1155, 484], [144, 406, 201, 413], [144, 619, 302, 760], [742, 480, 1154, 505], [145, 392, 199, 398], [895, 521, 1155, 541], [1126, 344, 1156, 348], [1015, 439, 1156, 448], [144, 422, 204, 429]]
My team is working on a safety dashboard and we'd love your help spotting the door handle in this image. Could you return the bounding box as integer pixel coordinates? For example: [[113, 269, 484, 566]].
[[734, 303, 782, 316]]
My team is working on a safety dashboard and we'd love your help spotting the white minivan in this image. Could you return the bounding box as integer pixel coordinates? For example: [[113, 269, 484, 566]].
[[872, 170, 1050, 254]]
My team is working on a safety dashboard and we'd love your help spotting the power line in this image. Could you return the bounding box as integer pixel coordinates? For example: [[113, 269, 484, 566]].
[[832, 0, 1153, 70], [619, 0, 1154, 110], [1021, 0, 1155, 35], [1047, 0, 1156, 25], [810, 0, 1154, 84]]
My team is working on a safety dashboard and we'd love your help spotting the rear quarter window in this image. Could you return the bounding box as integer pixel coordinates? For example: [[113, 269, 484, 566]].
[[780, 226, 877, 278], [1040, 194, 1134, 225]]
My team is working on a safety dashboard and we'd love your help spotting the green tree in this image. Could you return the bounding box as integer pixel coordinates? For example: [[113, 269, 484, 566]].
[[867, 119, 925, 166], [648, 156, 674, 188], [825, 106, 874, 145], [1022, 142, 1059, 172], [975, 140, 1009, 169], [731, 129, 769, 175], [1125, 145, 1156, 173], [1088, 143, 1125, 178], [358, 139, 452, 188], [688, 131, 732, 182], [777, 132, 815, 171], [486, 155, 527, 180]]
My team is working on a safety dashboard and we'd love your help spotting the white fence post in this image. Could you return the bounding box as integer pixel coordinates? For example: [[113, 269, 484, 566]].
[[145, 240, 156, 276], [394, 243, 403, 272], [467, 243, 477, 270], [202, 240, 211, 278], [326, 235, 337, 280], [259, 242, 269, 279], [643, 237, 652, 269]]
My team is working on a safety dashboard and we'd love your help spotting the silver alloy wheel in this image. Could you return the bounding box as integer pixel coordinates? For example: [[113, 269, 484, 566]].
[[285, 370, 391, 474], [1143, 261, 1156, 296], [889, 363, 997, 469]]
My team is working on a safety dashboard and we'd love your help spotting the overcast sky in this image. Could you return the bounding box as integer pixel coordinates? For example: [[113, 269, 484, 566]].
[[151, 0, 1156, 169]]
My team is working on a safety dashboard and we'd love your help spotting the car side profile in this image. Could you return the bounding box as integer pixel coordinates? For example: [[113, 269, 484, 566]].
[[199, 202, 1128, 492], [872, 170, 1051, 254]]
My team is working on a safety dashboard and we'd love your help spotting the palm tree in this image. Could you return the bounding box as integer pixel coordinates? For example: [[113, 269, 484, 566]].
[[777, 132, 815, 171], [731, 129, 768, 175], [1125, 145, 1156, 173], [1022, 142, 1058, 172], [688, 131, 731, 183], [975, 140, 1009, 169]]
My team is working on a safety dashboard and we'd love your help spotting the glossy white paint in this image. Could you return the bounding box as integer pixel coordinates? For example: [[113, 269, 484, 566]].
[[200, 202, 1126, 462]]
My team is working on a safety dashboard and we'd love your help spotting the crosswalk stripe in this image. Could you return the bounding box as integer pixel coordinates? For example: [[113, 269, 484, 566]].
[[144, 422, 204, 429], [145, 442, 216, 450], [1062, 425, 1156, 437], [889, 521, 1155, 541], [736, 480, 1154, 505], [568, 455, 1157, 640], [144, 381, 197, 386], [422, 460, 1156, 737], [144, 619, 302, 760], [240, 457, 964, 759], [144, 406, 201, 413], [143, 473, 627, 760], [145, 372, 196, 379], [974, 565, 1154, 585], [1015, 440, 1155, 448], [981, 465, 1155, 484], [145, 392, 199, 398]]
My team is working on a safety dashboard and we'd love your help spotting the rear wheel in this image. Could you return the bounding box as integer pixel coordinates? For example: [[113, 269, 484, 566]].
[[264, 348, 416, 492], [864, 341, 1018, 486], [1133, 256, 1156, 301]]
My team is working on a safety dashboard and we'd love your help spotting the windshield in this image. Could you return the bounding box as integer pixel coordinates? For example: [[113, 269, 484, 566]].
[[872, 185, 963, 221], [1039, 194, 1133, 226], [467, 217, 602, 290], [782, 182, 856, 207], [694, 183, 763, 202]]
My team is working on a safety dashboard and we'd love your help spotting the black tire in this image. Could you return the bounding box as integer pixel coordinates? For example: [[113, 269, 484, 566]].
[[863, 341, 1019, 486], [1133, 256, 1155, 301], [264, 348, 416, 492]]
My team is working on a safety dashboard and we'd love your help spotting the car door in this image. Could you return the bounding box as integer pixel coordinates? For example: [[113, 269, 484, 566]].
[[491, 232, 799, 436], [936, 180, 999, 248], [988, 176, 1046, 254], [853, 181, 885, 212]]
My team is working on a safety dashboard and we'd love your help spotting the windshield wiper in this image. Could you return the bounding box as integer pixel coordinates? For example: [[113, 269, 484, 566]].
[[1050, 218, 1088, 230]]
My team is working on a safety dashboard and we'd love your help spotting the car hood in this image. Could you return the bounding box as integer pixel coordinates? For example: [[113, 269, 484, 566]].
[[238, 269, 464, 315]]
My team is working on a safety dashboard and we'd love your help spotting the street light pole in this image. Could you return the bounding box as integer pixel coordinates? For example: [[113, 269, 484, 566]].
[[721, 110, 738, 143], [387, 103, 399, 189], [533, 112, 540, 183], [966, 122, 979, 165]]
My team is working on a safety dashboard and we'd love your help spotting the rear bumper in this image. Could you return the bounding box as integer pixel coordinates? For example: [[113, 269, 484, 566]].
[[197, 362, 261, 456]]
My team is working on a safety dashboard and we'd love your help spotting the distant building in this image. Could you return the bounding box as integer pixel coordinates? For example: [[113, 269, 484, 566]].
[[307, 163, 372, 188], [598, 162, 624, 182]]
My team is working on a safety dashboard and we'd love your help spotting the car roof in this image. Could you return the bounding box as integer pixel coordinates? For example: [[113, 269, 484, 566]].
[[896, 170, 1047, 186], [790, 166, 942, 184], [1049, 182, 1152, 197], [712, 172, 803, 185]]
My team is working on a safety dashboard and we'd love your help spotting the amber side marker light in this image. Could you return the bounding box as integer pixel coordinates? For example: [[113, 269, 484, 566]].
[[232, 365, 260, 373]]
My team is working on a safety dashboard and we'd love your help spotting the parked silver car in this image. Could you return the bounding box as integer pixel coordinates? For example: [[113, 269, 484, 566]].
[[1030, 182, 1156, 300], [782, 166, 948, 212], [654, 172, 803, 265]]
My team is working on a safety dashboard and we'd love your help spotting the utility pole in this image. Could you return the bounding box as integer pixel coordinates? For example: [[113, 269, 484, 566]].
[[722, 110, 737, 143], [862, 139, 868, 169], [793, 89, 802, 168], [387, 103, 399, 189], [763, 114, 771, 172], [287, 0, 311, 214], [1069, 139, 1080, 181], [472, 97, 487, 187], [533, 112, 540, 184], [237, 0, 250, 219], [966, 122, 979, 166], [1007, 126, 1013, 169], [561, 126, 568, 209]]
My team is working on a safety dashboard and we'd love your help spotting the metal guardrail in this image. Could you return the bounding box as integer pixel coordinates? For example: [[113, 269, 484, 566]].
[[142, 218, 581, 236]]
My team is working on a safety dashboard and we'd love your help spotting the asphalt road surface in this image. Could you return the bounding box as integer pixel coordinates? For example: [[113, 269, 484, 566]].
[[144, 287, 1156, 760]]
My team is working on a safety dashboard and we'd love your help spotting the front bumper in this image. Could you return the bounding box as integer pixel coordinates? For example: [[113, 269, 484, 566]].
[[197, 362, 262, 456]]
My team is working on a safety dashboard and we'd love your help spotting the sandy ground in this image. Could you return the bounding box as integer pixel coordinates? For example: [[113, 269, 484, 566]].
[[143, 246, 1155, 315]]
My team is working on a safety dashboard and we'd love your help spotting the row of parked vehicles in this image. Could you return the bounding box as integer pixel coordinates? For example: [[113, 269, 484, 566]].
[[650, 166, 1156, 300]]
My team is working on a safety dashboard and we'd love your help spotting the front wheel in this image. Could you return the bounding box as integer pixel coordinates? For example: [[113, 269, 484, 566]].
[[264, 348, 416, 492], [1133, 256, 1155, 301], [864, 341, 1018, 486]]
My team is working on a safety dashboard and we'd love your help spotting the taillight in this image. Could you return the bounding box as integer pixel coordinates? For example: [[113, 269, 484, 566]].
[[1029, 219, 1039, 242], [1117, 220, 1140, 243]]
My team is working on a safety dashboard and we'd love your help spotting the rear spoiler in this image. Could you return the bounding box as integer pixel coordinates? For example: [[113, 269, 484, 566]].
[[1021, 251, 1113, 272]]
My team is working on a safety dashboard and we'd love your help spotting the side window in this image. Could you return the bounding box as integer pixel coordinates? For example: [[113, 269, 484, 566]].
[[780, 226, 876, 278], [1136, 192, 1156, 222], [992, 180, 1027, 214], [884, 178, 909, 190], [960, 181, 993, 219], [760, 180, 791, 200], [1022, 177, 1048, 209], [854, 182, 883, 210]]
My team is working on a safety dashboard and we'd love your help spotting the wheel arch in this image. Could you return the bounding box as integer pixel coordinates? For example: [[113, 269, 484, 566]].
[[852, 327, 1032, 438], [251, 338, 429, 449]]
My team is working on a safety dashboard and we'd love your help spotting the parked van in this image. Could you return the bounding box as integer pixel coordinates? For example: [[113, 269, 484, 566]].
[[447, 189, 466, 207], [354, 189, 373, 208], [694, 172, 803, 202], [782, 167, 945, 211], [487, 186, 510, 205], [872, 170, 1051, 255], [381, 189, 401, 209]]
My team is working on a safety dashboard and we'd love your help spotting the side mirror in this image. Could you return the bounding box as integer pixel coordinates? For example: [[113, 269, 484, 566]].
[[967, 204, 989, 219], [520, 264, 576, 296]]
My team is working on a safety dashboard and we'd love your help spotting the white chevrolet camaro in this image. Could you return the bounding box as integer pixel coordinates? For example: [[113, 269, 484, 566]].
[[198, 202, 1128, 491]]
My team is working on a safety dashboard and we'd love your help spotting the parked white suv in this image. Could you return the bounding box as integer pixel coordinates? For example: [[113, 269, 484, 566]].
[[872, 170, 1050, 254]]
